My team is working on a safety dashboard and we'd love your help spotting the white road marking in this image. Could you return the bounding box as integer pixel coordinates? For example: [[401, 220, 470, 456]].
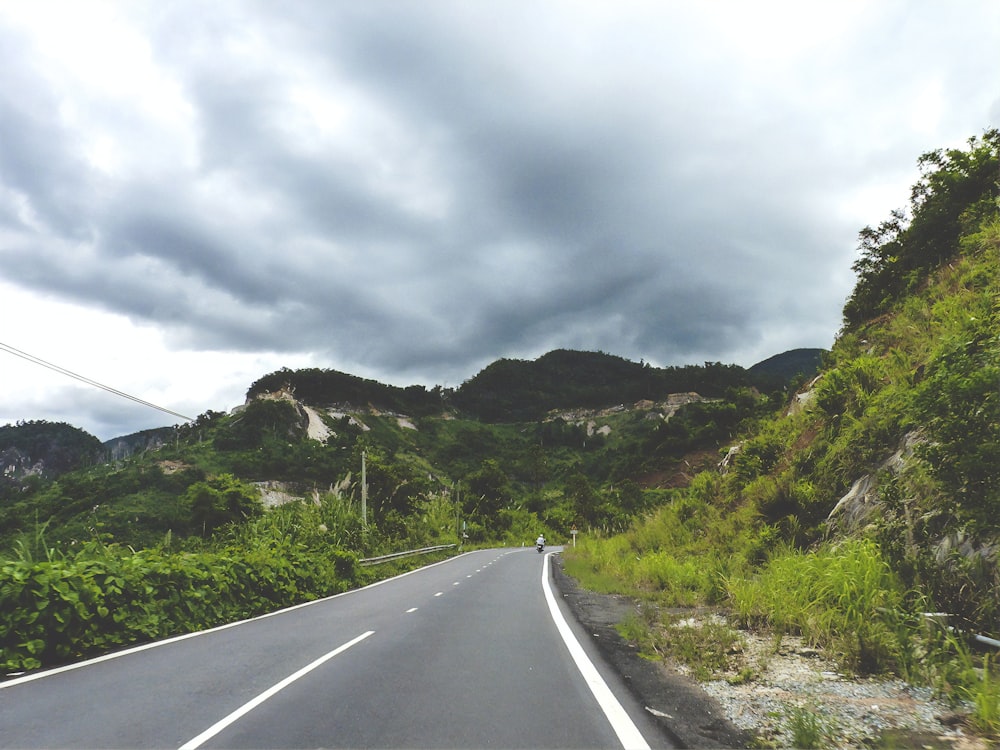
[[541, 554, 651, 750], [434, 592, 444, 597], [178, 631, 374, 750], [406, 608, 418, 613], [1, 550, 478, 689]]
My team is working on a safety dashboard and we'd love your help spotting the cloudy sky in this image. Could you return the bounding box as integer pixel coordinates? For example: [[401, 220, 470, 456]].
[[1, 1, 998, 441]]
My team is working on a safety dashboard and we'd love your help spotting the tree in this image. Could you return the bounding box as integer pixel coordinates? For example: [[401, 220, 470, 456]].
[[185, 474, 262, 536], [616, 479, 644, 515], [465, 459, 509, 516], [843, 211, 907, 328], [843, 130, 999, 330], [566, 472, 601, 526]]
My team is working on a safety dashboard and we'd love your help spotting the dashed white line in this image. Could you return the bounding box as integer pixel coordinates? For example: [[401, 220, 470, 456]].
[[434, 592, 444, 597], [406, 608, 418, 613]]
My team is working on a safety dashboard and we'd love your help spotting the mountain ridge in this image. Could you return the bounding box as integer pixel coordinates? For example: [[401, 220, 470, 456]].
[[246, 347, 823, 425], [0, 347, 823, 481]]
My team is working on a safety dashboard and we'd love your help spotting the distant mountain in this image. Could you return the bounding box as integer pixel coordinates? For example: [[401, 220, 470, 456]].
[[748, 348, 825, 385], [246, 349, 766, 424], [449, 349, 756, 422], [246, 367, 444, 417], [103, 426, 178, 461], [0, 420, 102, 480]]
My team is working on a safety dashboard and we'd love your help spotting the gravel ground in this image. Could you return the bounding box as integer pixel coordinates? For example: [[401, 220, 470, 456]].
[[698, 622, 986, 749], [552, 556, 991, 749]]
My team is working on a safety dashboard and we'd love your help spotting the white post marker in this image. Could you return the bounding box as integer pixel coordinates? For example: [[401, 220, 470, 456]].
[[540, 554, 651, 750]]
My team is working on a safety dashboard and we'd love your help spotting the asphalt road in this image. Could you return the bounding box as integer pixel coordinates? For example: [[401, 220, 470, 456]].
[[0, 548, 673, 749]]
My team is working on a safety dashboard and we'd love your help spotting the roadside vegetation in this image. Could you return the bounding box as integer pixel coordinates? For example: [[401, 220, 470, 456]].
[[1, 349, 789, 672], [565, 129, 1000, 740]]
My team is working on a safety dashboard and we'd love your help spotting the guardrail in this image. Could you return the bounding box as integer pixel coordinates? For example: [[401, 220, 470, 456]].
[[358, 544, 457, 566], [922, 612, 1000, 650]]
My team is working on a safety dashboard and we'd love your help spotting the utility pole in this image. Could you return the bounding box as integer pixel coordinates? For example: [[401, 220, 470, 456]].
[[361, 450, 367, 530]]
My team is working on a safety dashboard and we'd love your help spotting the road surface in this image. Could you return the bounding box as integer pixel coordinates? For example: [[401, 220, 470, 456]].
[[0, 548, 673, 748]]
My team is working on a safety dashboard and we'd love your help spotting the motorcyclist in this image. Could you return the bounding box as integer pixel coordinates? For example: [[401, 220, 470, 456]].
[[535, 534, 545, 551]]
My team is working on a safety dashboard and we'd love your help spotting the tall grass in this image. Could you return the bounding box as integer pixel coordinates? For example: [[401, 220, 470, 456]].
[[563, 480, 762, 606], [725, 538, 907, 674], [564, 526, 718, 604], [969, 654, 1000, 736], [785, 704, 834, 749], [924, 630, 1000, 737]]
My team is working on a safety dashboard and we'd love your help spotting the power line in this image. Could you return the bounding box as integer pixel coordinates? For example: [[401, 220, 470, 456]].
[[0, 340, 194, 422]]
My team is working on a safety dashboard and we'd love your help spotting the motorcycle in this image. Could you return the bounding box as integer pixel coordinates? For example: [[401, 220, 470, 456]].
[[536, 542, 545, 553]]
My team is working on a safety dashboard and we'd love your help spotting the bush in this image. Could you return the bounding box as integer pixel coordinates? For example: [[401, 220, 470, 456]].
[[0, 538, 360, 672], [914, 332, 1000, 532]]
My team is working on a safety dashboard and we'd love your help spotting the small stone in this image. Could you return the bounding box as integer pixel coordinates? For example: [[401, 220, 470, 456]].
[[645, 706, 673, 719], [937, 712, 967, 726]]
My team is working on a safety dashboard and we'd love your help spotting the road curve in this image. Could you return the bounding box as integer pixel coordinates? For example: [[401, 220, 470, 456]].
[[0, 548, 674, 749]]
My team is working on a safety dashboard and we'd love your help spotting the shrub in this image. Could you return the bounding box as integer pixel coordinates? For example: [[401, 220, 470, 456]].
[[0, 537, 361, 672]]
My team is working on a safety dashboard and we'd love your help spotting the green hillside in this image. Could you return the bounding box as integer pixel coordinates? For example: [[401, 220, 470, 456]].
[[0, 354, 779, 554], [449, 349, 758, 422], [566, 130, 1000, 736]]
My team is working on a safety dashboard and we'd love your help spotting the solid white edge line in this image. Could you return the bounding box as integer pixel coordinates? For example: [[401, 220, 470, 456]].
[[1, 549, 481, 689], [177, 630, 374, 750], [541, 553, 651, 750]]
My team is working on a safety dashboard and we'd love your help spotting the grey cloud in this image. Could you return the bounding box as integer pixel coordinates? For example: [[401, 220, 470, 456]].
[[1, 1, 998, 440], [4, 382, 185, 442], [0, 87, 92, 239]]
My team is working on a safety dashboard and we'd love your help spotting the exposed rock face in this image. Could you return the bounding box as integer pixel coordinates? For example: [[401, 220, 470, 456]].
[[1, 447, 44, 480], [827, 430, 926, 532], [254, 387, 401, 443], [786, 375, 822, 416], [104, 432, 169, 461], [302, 405, 332, 442], [1, 422, 103, 479], [253, 480, 307, 508], [253, 472, 358, 509], [550, 393, 714, 439], [718, 443, 742, 473]]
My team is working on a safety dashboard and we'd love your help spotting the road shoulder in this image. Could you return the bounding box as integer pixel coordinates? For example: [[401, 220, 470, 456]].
[[551, 555, 752, 749]]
